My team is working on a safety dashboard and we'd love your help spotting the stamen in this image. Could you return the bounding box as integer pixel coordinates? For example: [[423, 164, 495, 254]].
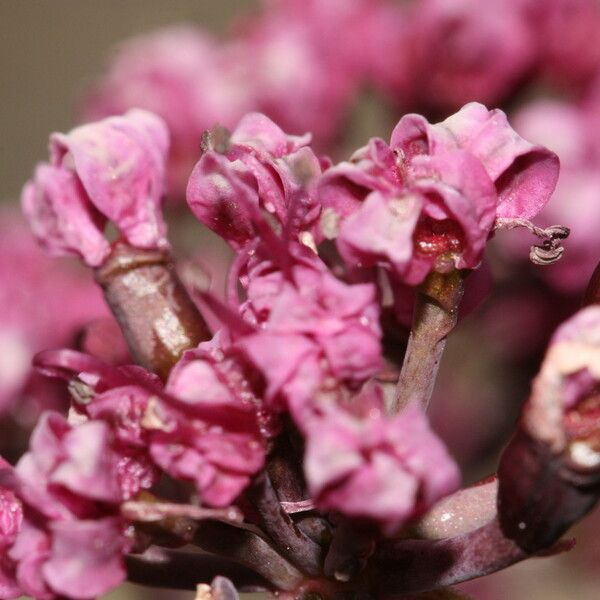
[[495, 218, 569, 266]]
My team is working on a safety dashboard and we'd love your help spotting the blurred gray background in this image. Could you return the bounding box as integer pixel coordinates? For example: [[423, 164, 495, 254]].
[[0, 1, 256, 203]]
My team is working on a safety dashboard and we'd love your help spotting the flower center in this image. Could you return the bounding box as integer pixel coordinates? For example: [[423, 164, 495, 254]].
[[413, 217, 464, 258]]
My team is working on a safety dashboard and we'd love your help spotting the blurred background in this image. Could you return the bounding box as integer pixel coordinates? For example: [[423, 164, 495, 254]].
[[0, 1, 256, 201], [3, 1, 600, 599]]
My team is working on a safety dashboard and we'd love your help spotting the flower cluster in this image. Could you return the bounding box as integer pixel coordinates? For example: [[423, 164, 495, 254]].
[[7, 1, 600, 599], [3, 80, 574, 597]]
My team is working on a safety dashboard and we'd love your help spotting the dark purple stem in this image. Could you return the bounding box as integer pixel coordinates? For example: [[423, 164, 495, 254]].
[[192, 520, 304, 591], [373, 518, 528, 595], [323, 521, 375, 582], [246, 472, 324, 577], [125, 546, 269, 591]]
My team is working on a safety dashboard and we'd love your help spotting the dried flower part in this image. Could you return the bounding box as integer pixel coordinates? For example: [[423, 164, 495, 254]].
[[498, 306, 600, 551], [22, 110, 170, 267]]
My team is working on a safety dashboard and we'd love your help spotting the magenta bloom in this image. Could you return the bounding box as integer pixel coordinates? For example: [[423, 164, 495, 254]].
[[0, 460, 22, 600], [319, 103, 558, 285], [407, 0, 535, 111], [154, 335, 266, 506], [305, 405, 460, 536], [82, 26, 252, 199], [187, 112, 324, 250], [22, 110, 170, 266], [37, 347, 266, 508]]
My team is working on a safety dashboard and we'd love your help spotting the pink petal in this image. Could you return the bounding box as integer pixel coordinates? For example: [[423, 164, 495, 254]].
[[43, 517, 127, 599], [21, 164, 110, 267]]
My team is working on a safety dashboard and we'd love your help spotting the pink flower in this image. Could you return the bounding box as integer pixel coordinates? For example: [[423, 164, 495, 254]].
[[260, 0, 400, 83], [0, 209, 110, 417], [0, 460, 22, 600], [230, 8, 357, 147], [187, 112, 323, 250], [81, 26, 252, 199], [407, 0, 535, 111], [151, 335, 266, 506], [304, 405, 460, 536], [36, 346, 266, 508], [0, 413, 137, 599], [521, 0, 600, 89], [236, 248, 382, 421], [319, 103, 558, 285], [391, 102, 559, 220], [22, 110, 170, 266]]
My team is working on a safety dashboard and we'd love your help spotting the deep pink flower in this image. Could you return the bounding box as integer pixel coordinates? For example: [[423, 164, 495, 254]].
[[407, 0, 535, 111], [15, 412, 152, 515], [36, 346, 266, 508], [42, 517, 128, 600], [149, 335, 266, 506], [320, 103, 558, 285], [22, 110, 170, 266], [390, 102, 560, 220], [81, 26, 252, 198], [187, 112, 323, 250], [304, 404, 460, 536], [0, 460, 22, 600]]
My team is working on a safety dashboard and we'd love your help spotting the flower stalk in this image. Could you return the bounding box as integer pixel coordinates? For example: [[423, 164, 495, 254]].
[[394, 270, 465, 412], [95, 242, 210, 379]]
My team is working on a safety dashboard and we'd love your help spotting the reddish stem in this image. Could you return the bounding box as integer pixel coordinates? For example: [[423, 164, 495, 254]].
[[94, 242, 210, 379]]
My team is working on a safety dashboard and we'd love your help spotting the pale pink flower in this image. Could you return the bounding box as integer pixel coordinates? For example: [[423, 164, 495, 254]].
[[22, 110, 170, 266], [0, 210, 110, 417]]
